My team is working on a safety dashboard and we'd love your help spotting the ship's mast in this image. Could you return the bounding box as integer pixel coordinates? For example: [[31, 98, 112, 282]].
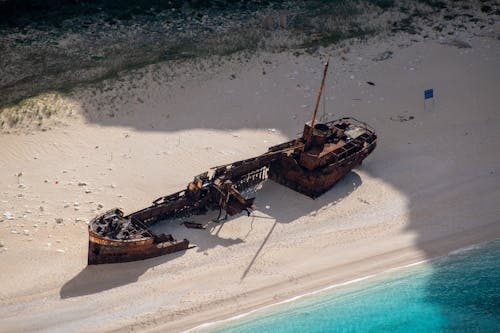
[[310, 59, 329, 129]]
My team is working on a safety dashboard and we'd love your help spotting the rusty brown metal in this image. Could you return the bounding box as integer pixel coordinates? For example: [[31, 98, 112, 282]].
[[88, 116, 376, 265], [87, 62, 377, 265]]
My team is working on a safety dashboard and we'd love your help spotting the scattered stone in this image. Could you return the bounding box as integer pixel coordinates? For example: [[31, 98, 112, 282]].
[[55, 218, 64, 224], [390, 114, 414, 122], [110, 184, 117, 189], [56, 249, 65, 253], [33, 224, 38, 228], [372, 50, 393, 61], [78, 182, 87, 187], [85, 190, 92, 194], [23, 229, 30, 235], [358, 198, 370, 205], [0, 240, 4, 247], [3, 212, 14, 220], [265, 205, 271, 209], [97, 203, 104, 209], [17, 193, 24, 198], [440, 39, 472, 49], [18, 184, 26, 189], [10, 230, 18, 234], [366, 81, 375, 86]]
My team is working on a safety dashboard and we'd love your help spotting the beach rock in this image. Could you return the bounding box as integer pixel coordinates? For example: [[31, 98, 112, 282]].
[[390, 114, 415, 122], [372, 51, 393, 61], [440, 39, 472, 49], [3, 212, 14, 220]]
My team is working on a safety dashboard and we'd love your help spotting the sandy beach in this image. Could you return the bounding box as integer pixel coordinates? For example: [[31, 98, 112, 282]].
[[1, 2, 499, 332]]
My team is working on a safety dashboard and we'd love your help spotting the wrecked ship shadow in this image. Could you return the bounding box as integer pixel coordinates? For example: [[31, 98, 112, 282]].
[[253, 171, 361, 224], [60, 249, 187, 299], [59, 167, 361, 298], [152, 172, 361, 255], [237, 172, 361, 281]]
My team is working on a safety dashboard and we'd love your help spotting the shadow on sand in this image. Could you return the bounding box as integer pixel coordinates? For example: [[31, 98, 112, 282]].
[[60, 250, 187, 299], [60, 172, 361, 298], [54, 26, 500, 328]]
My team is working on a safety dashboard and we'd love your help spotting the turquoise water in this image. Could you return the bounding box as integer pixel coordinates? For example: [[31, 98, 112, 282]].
[[203, 240, 500, 333]]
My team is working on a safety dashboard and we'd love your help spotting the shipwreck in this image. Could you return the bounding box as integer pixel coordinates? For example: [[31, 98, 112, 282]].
[[88, 61, 377, 265]]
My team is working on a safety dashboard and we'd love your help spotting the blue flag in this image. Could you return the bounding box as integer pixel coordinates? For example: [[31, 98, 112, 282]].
[[424, 89, 434, 100]]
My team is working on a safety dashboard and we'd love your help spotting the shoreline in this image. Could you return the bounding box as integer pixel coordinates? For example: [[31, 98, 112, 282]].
[[1, 3, 499, 331], [148, 224, 500, 333], [185, 237, 496, 333], [188, 238, 500, 333]]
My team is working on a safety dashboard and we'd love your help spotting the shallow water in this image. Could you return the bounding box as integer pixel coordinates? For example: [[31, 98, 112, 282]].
[[201, 240, 500, 333]]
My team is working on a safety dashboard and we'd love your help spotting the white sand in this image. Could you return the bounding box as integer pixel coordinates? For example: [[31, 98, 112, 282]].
[[0, 31, 499, 332]]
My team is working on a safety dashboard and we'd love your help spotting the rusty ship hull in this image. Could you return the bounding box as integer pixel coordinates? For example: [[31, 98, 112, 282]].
[[88, 118, 377, 265], [88, 208, 190, 265], [269, 122, 376, 198], [87, 61, 377, 265]]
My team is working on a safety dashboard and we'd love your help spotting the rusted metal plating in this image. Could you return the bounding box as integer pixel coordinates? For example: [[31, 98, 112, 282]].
[[88, 62, 377, 265], [88, 117, 376, 264]]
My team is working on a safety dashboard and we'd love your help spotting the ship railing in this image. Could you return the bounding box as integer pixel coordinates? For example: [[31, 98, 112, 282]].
[[324, 117, 375, 133]]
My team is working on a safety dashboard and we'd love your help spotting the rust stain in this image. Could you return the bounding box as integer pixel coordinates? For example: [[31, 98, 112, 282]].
[[88, 62, 377, 265], [88, 117, 377, 265]]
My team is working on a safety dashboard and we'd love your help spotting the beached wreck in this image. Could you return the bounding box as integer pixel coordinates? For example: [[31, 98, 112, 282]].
[[88, 61, 377, 265]]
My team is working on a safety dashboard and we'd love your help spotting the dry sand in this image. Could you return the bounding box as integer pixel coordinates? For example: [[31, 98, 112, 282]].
[[1, 29, 499, 332]]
